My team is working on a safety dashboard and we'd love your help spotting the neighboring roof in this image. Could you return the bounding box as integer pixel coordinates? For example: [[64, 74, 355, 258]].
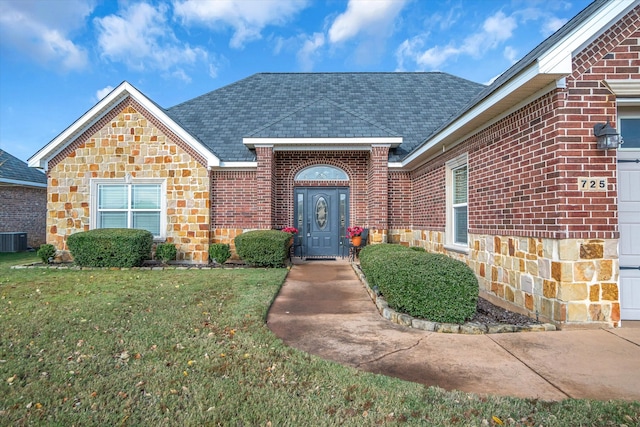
[[0, 149, 47, 187], [166, 73, 485, 162]]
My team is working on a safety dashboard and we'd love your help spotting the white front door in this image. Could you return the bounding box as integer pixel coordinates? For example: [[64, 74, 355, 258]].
[[619, 113, 640, 320]]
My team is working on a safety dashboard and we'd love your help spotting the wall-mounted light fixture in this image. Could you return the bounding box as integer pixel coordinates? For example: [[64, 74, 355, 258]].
[[593, 122, 622, 150]]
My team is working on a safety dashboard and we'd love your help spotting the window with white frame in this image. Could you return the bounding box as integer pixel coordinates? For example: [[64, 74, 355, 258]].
[[446, 155, 468, 248], [91, 180, 166, 238]]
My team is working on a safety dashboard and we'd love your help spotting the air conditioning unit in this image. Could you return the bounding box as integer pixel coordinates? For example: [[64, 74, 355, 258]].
[[0, 232, 28, 252]]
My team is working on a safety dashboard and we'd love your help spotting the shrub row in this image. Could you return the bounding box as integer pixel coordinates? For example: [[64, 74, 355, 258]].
[[60, 228, 289, 268], [67, 228, 153, 268], [234, 230, 291, 267], [359, 244, 478, 324]]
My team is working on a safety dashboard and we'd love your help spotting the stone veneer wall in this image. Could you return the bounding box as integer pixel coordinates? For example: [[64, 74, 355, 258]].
[[389, 229, 620, 327], [46, 102, 210, 263]]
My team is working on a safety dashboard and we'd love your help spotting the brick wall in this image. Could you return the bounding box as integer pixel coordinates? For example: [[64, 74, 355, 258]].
[[273, 150, 369, 228], [388, 170, 411, 228], [211, 170, 257, 228], [391, 7, 640, 327], [47, 100, 210, 263], [0, 186, 47, 248], [211, 150, 375, 247]]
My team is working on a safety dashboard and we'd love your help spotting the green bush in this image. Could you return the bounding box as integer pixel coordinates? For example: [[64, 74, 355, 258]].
[[67, 228, 153, 268], [234, 230, 290, 267], [360, 244, 478, 324], [37, 244, 56, 264], [359, 244, 412, 288], [155, 243, 177, 264], [209, 243, 231, 265]]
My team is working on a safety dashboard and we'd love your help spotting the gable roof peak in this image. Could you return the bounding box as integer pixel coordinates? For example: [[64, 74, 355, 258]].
[[29, 81, 220, 170]]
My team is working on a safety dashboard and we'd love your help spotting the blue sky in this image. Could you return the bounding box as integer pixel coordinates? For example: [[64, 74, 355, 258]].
[[0, 0, 592, 162]]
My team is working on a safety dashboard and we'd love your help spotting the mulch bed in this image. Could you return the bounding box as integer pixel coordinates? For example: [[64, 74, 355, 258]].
[[471, 297, 540, 326]]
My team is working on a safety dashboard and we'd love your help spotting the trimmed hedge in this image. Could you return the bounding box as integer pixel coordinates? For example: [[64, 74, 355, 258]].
[[67, 228, 153, 268], [234, 230, 291, 267], [209, 243, 231, 265], [359, 244, 478, 324]]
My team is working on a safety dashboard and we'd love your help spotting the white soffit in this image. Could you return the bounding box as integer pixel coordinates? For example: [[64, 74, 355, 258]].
[[604, 79, 640, 97], [216, 161, 258, 170], [28, 82, 220, 170], [243, 137, 402, 150]]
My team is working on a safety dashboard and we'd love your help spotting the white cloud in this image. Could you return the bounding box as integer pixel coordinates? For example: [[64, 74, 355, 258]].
[[173, 0, 309, 49], [396, 10, 517, 71], [297, 32, 325, 71], [541, 16, 567, 37], [95, 2, 208, 77], [169, 69, 190, 83], [503, 46, 518, 64], [96, 85, 114, 101], [328, 0, 407, 44], [0, 0, 92, 71], [208, 63, 219, 79]]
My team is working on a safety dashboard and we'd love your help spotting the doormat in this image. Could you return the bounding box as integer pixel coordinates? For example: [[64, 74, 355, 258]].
[[304, 257, 337, 261]]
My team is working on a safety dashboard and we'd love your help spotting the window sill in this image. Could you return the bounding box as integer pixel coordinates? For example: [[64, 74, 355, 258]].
[[444, 244, 469, 255]]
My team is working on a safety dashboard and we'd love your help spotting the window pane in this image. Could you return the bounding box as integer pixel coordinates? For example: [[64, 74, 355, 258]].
[[99, 211, 127, 229], [297, 193, 304, 230], [99, 185, 127, 209], [315, 196, 328, 230], [295, 165, 348, 181], [454, 206, 468, 244], [620, 118, 640, 149], [133, 212, 160, 236], [132, 185, 161, 209], [453, 166, 467, 204]]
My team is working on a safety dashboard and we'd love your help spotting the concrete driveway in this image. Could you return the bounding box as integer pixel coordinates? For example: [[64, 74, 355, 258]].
[[267, 260, 640, 401]]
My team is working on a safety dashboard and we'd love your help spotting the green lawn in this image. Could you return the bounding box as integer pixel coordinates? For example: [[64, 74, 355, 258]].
[[1, 252, 638, 426]]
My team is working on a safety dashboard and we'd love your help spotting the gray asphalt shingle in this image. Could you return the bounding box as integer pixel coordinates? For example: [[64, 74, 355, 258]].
[[0, 149, 47, 185], [166, 72, 485, 162]]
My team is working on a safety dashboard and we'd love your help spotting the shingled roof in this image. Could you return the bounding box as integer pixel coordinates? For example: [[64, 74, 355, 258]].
[[166, 72, 485, 162], [0, 149, 46, 187]]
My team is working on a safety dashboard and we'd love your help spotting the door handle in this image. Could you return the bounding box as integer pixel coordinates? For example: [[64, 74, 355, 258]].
[[620, 266, 640, 270], [307, 222, 311, 237]]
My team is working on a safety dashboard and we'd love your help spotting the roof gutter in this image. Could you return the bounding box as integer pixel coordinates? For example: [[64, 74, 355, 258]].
[[0, 178, 47, 188]]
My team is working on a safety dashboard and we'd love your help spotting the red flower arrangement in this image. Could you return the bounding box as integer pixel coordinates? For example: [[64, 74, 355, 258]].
[[283, 226, 298, 234], [346, 226, 363, 238]]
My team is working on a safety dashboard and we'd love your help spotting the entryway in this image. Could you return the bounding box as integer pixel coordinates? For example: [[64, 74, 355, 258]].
[[294, 187, 349, 258], [619, 113, 640, 320]]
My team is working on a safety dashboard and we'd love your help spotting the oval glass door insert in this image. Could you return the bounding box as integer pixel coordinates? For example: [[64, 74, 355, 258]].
[[315, 197, 328, 230]]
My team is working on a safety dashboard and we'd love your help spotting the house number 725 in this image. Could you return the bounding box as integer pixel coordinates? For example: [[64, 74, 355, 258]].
[[578, 177, 607, 192]]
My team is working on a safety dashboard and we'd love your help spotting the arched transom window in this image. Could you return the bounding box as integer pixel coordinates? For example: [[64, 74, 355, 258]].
[[295, 165, 348, 181]]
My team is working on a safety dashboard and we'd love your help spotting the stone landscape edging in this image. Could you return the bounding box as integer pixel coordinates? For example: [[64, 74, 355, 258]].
[[350, 262, 557, 334]]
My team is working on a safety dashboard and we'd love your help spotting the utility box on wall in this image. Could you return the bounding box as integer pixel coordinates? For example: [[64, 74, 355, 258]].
[[0, 232, 28, 252]]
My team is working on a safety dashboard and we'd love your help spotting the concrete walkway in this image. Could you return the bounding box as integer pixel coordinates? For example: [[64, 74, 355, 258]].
[[267, 259, 640, 401]]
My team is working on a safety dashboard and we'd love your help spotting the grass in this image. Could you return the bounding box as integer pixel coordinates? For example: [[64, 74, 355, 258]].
[[1, 252, 638, 426]]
